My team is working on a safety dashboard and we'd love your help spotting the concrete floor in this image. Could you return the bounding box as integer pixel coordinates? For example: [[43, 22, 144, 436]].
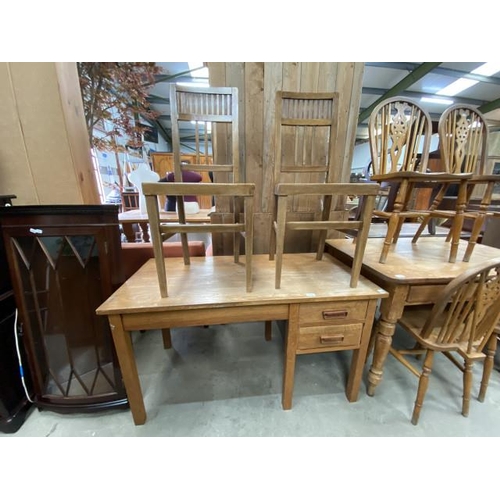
[[3, 320, 500, 437]]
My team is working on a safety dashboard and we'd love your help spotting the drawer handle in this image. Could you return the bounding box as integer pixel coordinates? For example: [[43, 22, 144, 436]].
[[320, 334, 345, 345], [322, 310, 348, 320]]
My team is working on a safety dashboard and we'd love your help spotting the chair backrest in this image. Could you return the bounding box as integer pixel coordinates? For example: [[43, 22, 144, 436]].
[[368, 97, 433, 177], [420, 257, 500, 353], [170, 83, 240, 183], [121, 191, 139, 211], [438, 104, 489, 175], [275, 91, 339, 181]]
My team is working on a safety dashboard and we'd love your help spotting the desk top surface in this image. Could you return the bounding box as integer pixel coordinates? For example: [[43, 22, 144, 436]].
[[97, 253, 388, 315], [118, 208, 212, 223], [326, 237, 500, 285]]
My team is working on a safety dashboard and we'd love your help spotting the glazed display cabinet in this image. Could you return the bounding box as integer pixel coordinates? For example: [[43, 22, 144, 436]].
[[0, 205, 128, 413]]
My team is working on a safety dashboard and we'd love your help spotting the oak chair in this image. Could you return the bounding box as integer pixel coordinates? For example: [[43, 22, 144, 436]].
[[388, 257, 500, 425], [143, 182, 255, 298], [269, 182, 380, 289], [368, 97, 472, 263], [413, 104, 491, 262]]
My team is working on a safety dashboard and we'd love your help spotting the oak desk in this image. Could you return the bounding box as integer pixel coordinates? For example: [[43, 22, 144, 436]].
[[325, 237, 500, 397], [96, 253, 387, 425], [118, 208, 212, 242]]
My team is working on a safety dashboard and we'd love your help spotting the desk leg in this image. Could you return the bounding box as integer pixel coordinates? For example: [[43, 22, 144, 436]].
[[282, 304, 299, 410], [109, 314, 147, 425], [367, 285, 408, 397], [162, 328, 172, 349], [265, 321, 272, 341], [346, 299, 378, 402]]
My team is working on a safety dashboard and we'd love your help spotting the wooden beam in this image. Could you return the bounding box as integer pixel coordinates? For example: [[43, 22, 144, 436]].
[[358, 62, 443, 124], [479, 97, 500, 114]]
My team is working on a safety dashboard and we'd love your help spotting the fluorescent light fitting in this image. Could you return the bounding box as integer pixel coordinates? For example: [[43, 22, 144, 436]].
[[471, 62, 500, 76], [436, 62, 500, 97], [421, 97, 454, 105], [436, 78, 477, 97]]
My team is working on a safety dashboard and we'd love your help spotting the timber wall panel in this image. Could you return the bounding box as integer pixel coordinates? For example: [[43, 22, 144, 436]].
[[207, 62, 364, 255], [0, 62, 98, 205]]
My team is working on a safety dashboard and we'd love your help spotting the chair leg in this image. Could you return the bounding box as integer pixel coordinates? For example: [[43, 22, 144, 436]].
[[463, 214, 485, 262], [274, 195, 287, 289], [479, 334, 497, 402], [316, 194, 332, 260], [462, 358, 473, 417], [176, 197, 191, 266], [379, 213, 399, 264], [411, 350, 434, 425], [448, 215, 465, 263], [412, 214, 432, 243], [392, 216, 406, 244], [449, 181, 468, 263], [244, 196, 254, 293], [269, 195, 278, 261]]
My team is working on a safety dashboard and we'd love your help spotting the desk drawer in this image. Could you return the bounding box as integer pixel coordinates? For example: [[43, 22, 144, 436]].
[[297, 323, 363, 350], [299, 301, 368, 325]]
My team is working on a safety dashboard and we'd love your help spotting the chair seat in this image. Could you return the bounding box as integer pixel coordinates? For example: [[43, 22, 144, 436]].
[[398, 305, 486, 358]]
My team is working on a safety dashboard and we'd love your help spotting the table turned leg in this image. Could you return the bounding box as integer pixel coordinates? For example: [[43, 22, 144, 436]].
[[282, 304, 300, 410], [121, 222, 136, 243], [139, 222, 150, 242], [109, 314, 146, 425], [367, 285, 408, 397]]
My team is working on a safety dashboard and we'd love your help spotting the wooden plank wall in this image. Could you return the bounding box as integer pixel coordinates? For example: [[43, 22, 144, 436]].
[[207, 62, 364, 254], [0, 62, 99, 205]]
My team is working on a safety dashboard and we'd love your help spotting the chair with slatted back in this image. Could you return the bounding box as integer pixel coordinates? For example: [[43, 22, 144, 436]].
[[388, 257, 500, 425], [169, 83, 244, 265], [143, 181, 255, 298], [368, 97, 472, 264], [413, 104, 492, 262], [270, 182, 380, 289]]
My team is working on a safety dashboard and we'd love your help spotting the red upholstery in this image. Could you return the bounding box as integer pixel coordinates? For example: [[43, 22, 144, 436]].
[[121, 241, 206, 280]]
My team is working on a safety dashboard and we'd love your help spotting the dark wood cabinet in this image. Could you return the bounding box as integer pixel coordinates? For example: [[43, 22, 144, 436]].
[[0, 205, 128, 413]]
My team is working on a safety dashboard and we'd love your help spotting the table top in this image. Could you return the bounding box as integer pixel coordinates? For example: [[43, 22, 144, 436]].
[[97, 253, 388, 316], [326, 236, 500, 285], [118, 208, 212, 223]]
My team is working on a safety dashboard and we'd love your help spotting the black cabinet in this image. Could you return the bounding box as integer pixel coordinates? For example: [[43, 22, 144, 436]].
[[0, 201, 33, 433], [0, 205, 128, 414]]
